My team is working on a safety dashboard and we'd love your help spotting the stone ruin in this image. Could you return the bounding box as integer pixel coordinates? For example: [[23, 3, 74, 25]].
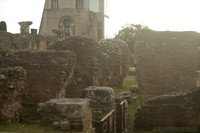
[[39, 98, 94, 132], [0, 31, 47, 51], [133, 30, 200, 131], [134, 88, 200, 131], [134, 30, 199, 101], [0, 67, 26, 122], [0, 50, 76, 122], [0, 31, 129, 132], [80, 86, 115, 127]]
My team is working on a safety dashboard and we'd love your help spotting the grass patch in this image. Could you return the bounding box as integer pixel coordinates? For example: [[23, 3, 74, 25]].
[[0, 123, 53, 133], [115, 76, 136, 93], [116, 75, 142, 132]]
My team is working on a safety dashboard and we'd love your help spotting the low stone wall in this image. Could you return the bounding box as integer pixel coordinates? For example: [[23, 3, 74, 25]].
[[134, 87, 200, 131], [134, 30, 199, 101], [0, 67, 26, 122]]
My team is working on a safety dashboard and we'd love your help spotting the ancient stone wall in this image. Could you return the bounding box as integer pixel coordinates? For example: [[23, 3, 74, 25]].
[[0, 67, 26, 122], [134, 30, 199, 101], [0, 50, 76, 122], [97, 39, 129, 88], [49, 36, 101, 97], [0, 31, 47, 51], [134, 87, 200, 131]]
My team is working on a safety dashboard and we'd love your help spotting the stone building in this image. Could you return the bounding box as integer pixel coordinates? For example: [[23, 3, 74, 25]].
[[39, 0, 105, 40]]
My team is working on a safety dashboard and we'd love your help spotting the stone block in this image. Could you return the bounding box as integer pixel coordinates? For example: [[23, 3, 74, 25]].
[[39, 98, 93, 132]]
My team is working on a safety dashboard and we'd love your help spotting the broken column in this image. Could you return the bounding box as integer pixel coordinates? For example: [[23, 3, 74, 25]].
[[18, 21, 32, 34], [38, 98, 94, 132]]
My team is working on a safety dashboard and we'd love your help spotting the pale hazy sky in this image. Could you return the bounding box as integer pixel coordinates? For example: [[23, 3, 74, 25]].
[[0, 0, 200, 38]]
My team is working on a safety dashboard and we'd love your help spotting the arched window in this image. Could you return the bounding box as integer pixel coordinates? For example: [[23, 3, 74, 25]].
[[59, 17, 75, 36], [51, 0, 58, 9], [76, 0, 83, 9]]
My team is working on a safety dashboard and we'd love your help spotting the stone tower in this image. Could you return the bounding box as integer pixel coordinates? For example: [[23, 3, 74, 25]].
[[39, 0, 105, 40]]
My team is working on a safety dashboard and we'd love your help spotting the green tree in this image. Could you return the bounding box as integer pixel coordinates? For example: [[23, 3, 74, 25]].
[[115, 24, 148, 52], [0, 21, 7, 31]]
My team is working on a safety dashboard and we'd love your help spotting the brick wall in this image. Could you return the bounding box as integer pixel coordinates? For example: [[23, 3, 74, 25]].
[[49, 36, 100, 97], [0, 50, 76, 122], [134, 30, 199, 101], [0, 67, 26, 122], [134, 87, 200, 131]]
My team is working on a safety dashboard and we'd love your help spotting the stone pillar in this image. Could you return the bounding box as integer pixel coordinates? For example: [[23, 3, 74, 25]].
[[18, 21, 32, 34]]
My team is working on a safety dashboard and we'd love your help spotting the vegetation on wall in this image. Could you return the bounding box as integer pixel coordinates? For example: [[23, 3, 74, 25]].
[[115, 24, 148, 52], [0, 21, 7, 31]]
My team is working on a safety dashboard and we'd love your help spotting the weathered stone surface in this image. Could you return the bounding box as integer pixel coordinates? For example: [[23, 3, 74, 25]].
[[0, 50, 76, 122], [134, 87, 200, 131], [80, 86, 115, 120], [0, 67, 26, 122], [39, 98, 94, 132], [49, 36, 100, 97], [0, 31, 47, 51], [97, 39, 129, 88], [0, 31, 13, 50], [134, 30, 199, 101]]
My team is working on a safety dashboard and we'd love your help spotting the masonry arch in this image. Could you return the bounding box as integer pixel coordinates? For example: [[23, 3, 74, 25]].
[[59, 16, 75, 36]]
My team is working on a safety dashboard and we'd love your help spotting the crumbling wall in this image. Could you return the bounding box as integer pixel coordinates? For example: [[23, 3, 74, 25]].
[[134, 30, 199, 101], [134, 87, 200, 131], [0, 67, 26, 122], [49, 36, 101, 97], [97, 39, 129, 88], [0, 31, 14, 50], [0, 50, 76, 122], [0, 31, 47, 51]]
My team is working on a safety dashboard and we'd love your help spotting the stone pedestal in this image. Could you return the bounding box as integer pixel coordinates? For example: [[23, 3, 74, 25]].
[[18, 21, 32, 34]]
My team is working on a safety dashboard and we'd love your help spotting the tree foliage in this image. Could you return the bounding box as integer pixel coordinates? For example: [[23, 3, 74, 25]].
[[0, 21, 7, 31], [115, 24, 148, 52]]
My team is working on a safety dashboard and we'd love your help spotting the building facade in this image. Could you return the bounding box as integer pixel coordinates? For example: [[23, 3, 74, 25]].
[[39, 0, 105, 40]]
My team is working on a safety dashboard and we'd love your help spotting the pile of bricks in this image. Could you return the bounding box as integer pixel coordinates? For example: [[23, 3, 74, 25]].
[[0, 67, 26, 122]]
